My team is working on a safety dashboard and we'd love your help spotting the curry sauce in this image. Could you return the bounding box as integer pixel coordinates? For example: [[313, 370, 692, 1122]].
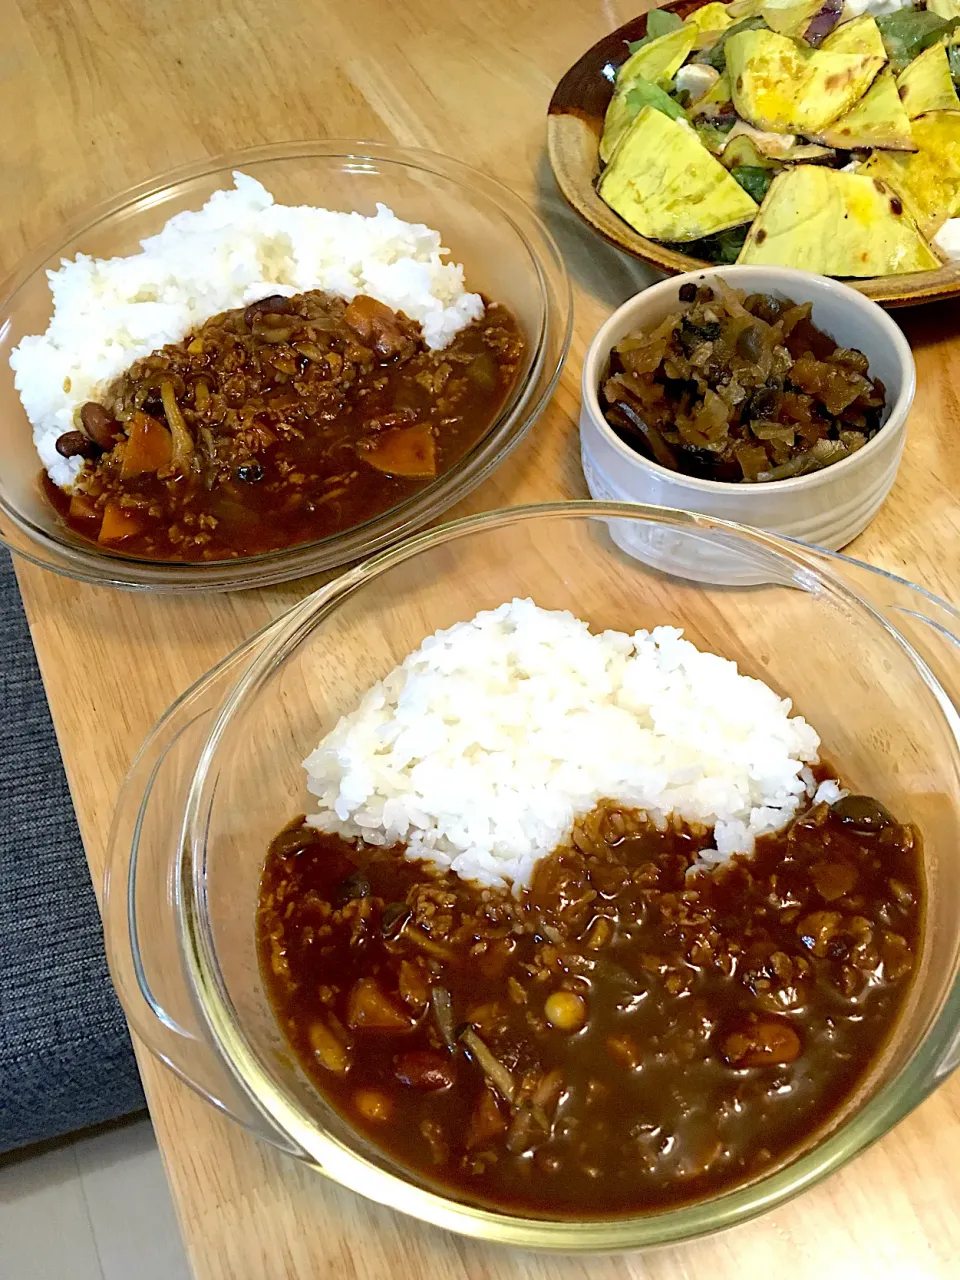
[[47, 291, 524, 561], [257, 791, 921, 1218]]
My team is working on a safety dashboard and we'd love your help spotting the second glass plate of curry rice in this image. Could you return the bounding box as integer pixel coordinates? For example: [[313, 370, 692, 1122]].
[[103, 504, 960, 1250], [0, 142, 571, 590]]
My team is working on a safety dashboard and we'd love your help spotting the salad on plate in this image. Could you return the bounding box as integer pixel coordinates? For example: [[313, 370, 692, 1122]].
[[597, 0, 960, 274]]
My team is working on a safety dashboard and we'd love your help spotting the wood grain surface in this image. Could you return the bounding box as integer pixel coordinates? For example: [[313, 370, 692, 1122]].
[[2, 1, 960, 1276]]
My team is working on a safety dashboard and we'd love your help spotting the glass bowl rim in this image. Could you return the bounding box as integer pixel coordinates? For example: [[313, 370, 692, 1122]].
[[178, 500, 960, 1250], [0, 140, 572, 591]]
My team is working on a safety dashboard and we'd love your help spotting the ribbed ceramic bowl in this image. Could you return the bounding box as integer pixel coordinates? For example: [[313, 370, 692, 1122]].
[[0, 141, 571, 591], [580, 266, 915, 584]]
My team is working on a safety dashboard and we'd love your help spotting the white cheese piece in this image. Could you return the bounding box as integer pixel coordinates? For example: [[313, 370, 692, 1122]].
[[723, 119, 798, 157], [844, 0, 915, 16], [676, 63, 721, 103], [934, 217, 960, 260]]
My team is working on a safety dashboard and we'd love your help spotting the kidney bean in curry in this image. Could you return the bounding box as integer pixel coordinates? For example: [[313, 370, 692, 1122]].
[[47, 291, 524, 561], [257, 789, 921, 1217]]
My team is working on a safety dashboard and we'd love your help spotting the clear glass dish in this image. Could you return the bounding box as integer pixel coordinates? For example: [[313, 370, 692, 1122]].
[[0, 142, 571, 591], [103, 503, 960, 1249]]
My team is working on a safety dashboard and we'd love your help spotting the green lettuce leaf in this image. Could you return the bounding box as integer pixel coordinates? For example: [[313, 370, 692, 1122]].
[[624, 77, 687, 121], [876, 9, 960, 72], [627, 8, 685, 52], [731, 165, 775, 202], [679, 225, 751, 263], [694, 121, 734, 152], [702, 15, 768, 70]]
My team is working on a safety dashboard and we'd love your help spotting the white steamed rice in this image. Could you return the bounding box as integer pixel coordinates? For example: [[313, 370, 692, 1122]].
[[304, 599, 825, 890], [11, 171, 485, 489]]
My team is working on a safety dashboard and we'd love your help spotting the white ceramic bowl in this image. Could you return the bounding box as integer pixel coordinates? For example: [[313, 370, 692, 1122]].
[[579, 266, 916, 584]]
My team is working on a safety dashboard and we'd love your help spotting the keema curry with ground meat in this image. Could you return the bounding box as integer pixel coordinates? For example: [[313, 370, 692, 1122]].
[[46, 290, 523, 560], [257, 787, 921, 1218]]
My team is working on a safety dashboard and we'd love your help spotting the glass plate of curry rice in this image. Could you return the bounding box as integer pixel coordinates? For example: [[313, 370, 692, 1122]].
[[104, 504, 960, 1246], [257, 596, 924, 1219], [0, 143, 570, 590]]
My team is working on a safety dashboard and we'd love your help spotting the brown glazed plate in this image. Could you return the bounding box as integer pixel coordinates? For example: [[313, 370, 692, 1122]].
[[546, 0, 960, 307]]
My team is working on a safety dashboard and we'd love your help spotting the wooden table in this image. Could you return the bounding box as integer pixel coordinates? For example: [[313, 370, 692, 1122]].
[[4, 1, 960, 1274]]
